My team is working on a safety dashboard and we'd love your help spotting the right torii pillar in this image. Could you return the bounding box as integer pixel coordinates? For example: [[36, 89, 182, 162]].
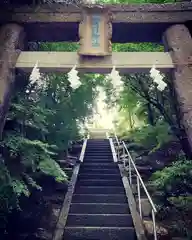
[[164, 24, 192, 152]]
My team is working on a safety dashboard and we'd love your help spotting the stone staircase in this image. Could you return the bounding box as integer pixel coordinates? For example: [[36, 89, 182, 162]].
[[63, 139, 137, 239]]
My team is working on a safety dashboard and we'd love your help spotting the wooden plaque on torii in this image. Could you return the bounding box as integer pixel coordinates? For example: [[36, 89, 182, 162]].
[[78, 6, 112, 56]]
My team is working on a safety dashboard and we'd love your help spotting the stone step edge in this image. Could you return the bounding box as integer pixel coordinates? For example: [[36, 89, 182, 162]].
[[64, 226, 135, 230], [75, 186, 124, 188], [73, 194, 126, 196], [70, 203, 128, 206], [68, 213, 132, 216], [78, 179, 122, 182], [79, 173, 120, 175]]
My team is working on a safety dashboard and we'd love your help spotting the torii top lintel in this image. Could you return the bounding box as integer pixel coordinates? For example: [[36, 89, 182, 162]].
[[0, 2, 192, 43]]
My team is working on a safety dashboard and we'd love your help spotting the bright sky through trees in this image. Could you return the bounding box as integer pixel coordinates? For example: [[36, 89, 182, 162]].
[[91, 87, 118, 129]]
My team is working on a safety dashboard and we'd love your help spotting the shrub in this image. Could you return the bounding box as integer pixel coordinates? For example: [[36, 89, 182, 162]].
[[126, 121, 173, 151], [150, 156, 192, 196]]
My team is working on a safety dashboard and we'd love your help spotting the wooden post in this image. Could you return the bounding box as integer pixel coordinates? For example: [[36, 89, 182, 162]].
[[163, 24, 192, 152], [0, 24, 24, 139]]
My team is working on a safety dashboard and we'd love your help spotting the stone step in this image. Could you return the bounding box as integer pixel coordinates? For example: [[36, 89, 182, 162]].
[[82, 162, 114, 165], [81, 166, 117, 170], [85, 149, 112, 153], [87, 140, 109, 142], [87, 145, 110, 148], [78, 173, 121, 180], [86, 147, 110, 149], [84, 155, 113, 159], [74, 186, 125, 194], [69, 203, 130, 214], [77, 179, 122, 186], [72, 194, 127, 203], [66, 213, 133, 227], [85, 155, 112, 159], [87, 143, 111, 149], [62, 139, 136, 240], [81, 162, 117, 168], [80, 168, 119, 174], [85, 156, 112, 158], [85, 152, 112, 156], [63, 226, 136, 240], [87, 142, 109, 144], [85, 153, 112, 157], [83, 159, 113, 163], [86, 148, 111, 150], [85, 154, 112, 157]]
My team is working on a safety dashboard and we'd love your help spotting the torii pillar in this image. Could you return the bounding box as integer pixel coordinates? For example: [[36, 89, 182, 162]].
[[0, 24, 24, 139], [163, 24, 192, 152]]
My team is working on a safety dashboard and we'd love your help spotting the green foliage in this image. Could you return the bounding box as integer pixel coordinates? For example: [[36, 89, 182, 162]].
[[40, 42, 78, 52], [1, 133, 66, 181], [0, 131, 68, 230], [151, 157, 192, 196], [0, 42, 98, 234], [111, 71, 186, 158], [11, 179, 30, 197], [169, 196, 192, 210], [112, 43, 164, 52], [0, 163, 18, 207], [38, 159, 67, 182], [127, 120, 173, 150], [152, 157, 192, 238]]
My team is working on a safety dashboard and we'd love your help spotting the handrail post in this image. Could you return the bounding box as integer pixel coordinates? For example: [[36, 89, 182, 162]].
[[116, 143, 118, 161], [114, 133, 120, 162], [128, 155, 132, 186], [106, 131, 109, 139], [152, 209, 157, 240], [123, 146, 126, 168], [137, 176, 142, 218], [79, 138, 88, 162]]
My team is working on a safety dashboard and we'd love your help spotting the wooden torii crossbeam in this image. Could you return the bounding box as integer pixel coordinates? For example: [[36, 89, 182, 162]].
[[16, 52, 174, 73]]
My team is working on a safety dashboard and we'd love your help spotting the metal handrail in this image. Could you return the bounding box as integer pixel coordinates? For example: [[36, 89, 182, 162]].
[[114, 131, 120, 146], [113, 132, 157, 240], [122, 141, 157, 213], [79, 137, 88, 162], [114, 131, 120, 161]]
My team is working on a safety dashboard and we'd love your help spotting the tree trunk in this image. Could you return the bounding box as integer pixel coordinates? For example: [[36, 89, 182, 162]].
[[128, 109, 134, 129], [147, 102, 155, 126], [0, 24, 24, 139]]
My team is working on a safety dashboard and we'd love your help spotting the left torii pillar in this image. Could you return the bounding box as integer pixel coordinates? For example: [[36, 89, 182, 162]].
[[0, 24, 24, 139]]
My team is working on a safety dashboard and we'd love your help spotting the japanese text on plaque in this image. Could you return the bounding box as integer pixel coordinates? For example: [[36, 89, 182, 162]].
[[92, 15, 100, 47]]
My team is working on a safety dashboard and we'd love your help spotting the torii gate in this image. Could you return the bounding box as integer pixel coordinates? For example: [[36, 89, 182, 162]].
[[0, 3, 192, 149]]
